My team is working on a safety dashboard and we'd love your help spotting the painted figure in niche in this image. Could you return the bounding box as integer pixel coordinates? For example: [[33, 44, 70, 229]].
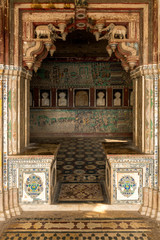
[[58, 92, 67, 107], [75, 90, 89, 107], [61, 68, 69, 85], [130, 90, 133, 106], [79, 67, 88, 80], [96, 91, 105, 106], [114, 91, 121, 106], [41, 92, 50, 107]]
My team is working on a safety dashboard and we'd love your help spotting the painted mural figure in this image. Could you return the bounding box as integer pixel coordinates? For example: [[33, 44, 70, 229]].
[[58, 92, 67, 107], [114, 91, 121, 106], [75, 90, 89, 106], [41, 92, 50, 107], [97, 91, 105, 106]]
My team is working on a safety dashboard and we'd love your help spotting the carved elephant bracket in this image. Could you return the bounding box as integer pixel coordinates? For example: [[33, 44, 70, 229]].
[[23, 22, 69, 71]]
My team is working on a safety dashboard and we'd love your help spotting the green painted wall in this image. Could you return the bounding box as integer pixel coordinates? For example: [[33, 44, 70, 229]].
[[30, 109, 132, 135]]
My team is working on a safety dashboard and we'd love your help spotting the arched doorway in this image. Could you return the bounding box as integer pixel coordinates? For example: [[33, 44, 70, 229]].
[[1, 2, 158, 217], [30, 30, 133, 139]]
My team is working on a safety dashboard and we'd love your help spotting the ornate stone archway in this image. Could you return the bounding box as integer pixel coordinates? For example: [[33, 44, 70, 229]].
[[0, 1, 159, 222]]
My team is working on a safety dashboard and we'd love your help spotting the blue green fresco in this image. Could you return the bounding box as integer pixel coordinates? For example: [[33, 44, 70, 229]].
[[32, 62, 132, 87], [30, 109, 132, 134]]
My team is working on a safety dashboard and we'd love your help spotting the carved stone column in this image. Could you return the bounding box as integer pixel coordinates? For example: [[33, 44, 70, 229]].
[[10, 68, 31, 154], [131, 65, 155, 154], [11, 71, 18, 154], [0, 66, 5, 221], [25, 72, 32, 147], [132, 76, 138, 146]]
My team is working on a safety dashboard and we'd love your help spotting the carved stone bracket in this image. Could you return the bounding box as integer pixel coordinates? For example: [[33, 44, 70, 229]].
[[23, 40, 56, 72], [23, 40, 45, 70], [110, 40, 139, 72]]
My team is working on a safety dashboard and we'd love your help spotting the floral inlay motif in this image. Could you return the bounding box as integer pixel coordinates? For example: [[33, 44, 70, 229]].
[[118, 175, 136, 198], [25, 174, 43, 199]]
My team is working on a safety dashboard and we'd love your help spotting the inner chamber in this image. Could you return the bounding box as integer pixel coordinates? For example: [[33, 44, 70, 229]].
[[30, 30, 133, 139]]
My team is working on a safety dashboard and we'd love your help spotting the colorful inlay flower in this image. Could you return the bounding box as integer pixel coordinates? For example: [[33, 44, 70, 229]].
[[25, 174, 43, 199], [118, 175, 136, 198]]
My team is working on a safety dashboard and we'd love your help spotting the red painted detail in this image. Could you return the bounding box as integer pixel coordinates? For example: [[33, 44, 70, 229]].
[[34, 88, 39, 107], [107, 88, 112, 107], [124, 88, 129, 106], [52, 88, 56, 107], [90, 88, 94, 107], [69, 88, 73, 107]]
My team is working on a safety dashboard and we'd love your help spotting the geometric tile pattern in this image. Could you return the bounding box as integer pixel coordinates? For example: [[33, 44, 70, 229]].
[[57, 138, 106, 182], [57, 182, 105, 202], [1, 232, 150, 239], [1, 217, 152, 240]]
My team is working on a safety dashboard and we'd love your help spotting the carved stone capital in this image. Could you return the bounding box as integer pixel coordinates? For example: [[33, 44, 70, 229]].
[[130, 64, 159, 79]]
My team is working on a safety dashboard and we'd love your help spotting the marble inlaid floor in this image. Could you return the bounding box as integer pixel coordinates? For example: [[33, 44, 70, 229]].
[[27, 137, 140, 203], [1, 211, 159, 240], [56, 138, 106, 183]]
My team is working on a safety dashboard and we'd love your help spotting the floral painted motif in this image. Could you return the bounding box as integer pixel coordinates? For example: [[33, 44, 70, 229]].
[[118, 175, 136, 198], [25, 174, 43, 199]]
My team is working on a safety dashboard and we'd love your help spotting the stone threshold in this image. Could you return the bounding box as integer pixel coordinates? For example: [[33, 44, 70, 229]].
[[20, 203, 141, 212]]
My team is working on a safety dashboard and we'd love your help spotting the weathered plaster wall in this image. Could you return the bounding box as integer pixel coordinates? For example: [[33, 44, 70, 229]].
[[30, 109, 132, 136]]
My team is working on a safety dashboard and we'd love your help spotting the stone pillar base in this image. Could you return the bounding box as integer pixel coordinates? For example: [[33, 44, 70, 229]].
[[4, 190, 11, 219], [140, 187, 149, 215], [151, 209, 157, 218], [0, 212, 6, 221], [9, 189, 16, 217], [156, 211, 160, 221], [0, 192, 5, 221], [156, 191, 160, 221], [5, 210, 11, 219], [13, 188, 22, 216], [151, 189, 158, 218], [10, 208, 16, 217], [146, 207, 152, 216], [140, 206, 148, 215], [15, 206, 22, 216]]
